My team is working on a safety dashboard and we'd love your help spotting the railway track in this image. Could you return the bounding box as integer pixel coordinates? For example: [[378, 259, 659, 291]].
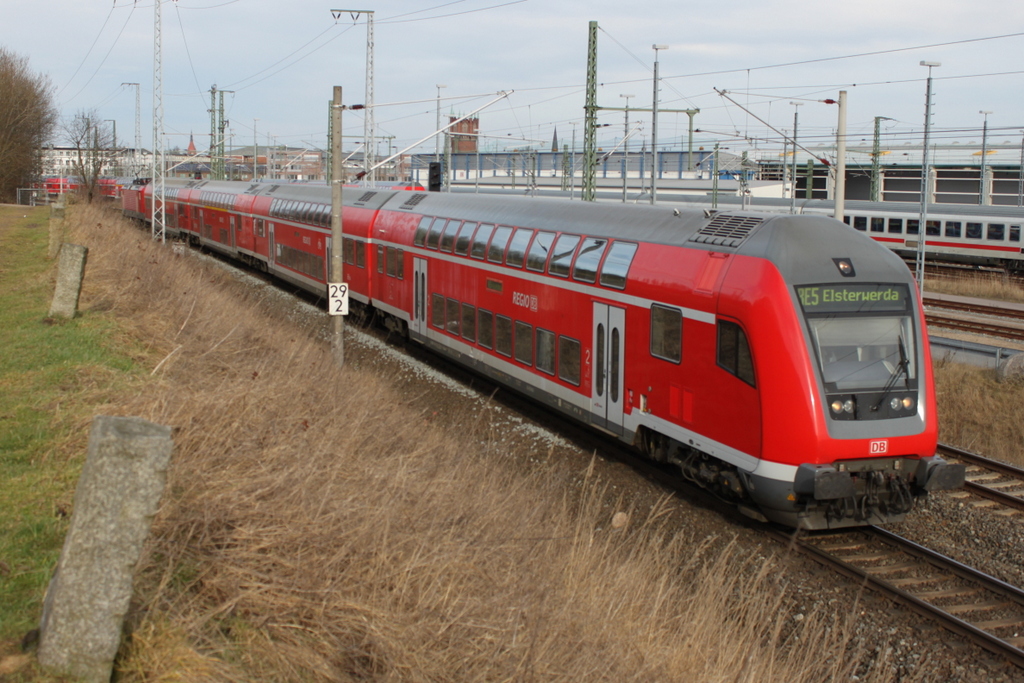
[[782, 525, 1024, 669], [938, 443, 1024, 515], [924, 294, 1024, 341]]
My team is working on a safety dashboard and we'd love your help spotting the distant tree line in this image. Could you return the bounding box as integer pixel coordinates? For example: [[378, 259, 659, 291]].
[[0, 47, 57, 203]]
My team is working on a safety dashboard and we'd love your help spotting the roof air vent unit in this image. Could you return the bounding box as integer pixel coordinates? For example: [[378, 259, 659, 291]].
[[355, 191, 377, 205], [689, 213, 765, 248], [400, 193, 429, 210]]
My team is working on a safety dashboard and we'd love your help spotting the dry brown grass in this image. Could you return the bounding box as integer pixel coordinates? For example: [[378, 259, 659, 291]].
[[61, 205, 895, 681], [933, 358, 1024, 467], [926, 271, 1024, 304]]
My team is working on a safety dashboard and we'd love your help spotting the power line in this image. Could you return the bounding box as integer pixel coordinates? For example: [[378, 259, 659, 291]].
[[56, 3, 117, 99], [63, 3, 138, 106]]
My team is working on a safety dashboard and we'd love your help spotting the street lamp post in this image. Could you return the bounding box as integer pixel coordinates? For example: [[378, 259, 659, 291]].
[[650, 44, 667, 205], [979, 110, 992, 205], [104, 119, 117, 174], [915, 61, 941, 292], [253, 118, 259, 180], [620, 93, 634, 202], [789, 102, 802, 214], [435, 84, 447, 163]]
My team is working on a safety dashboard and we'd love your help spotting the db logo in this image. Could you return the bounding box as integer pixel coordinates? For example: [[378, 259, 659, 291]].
[[869, 440, 889, 454]]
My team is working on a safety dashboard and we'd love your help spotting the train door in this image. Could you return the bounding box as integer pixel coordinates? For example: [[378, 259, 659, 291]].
[[412, 257, 428, 338], [591, 302, 625, 435], [268, 223, 276, 266]]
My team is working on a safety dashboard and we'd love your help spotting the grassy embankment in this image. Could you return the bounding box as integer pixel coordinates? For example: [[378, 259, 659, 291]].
[[926, 272, 1024, 467], [0, 200, 1017, 680]]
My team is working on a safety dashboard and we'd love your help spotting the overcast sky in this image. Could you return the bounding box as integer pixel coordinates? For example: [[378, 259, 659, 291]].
[[5, 0, 1024, 158]]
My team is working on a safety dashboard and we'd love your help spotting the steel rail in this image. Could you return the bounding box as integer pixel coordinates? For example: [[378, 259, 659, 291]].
[[779, 525, 1024, 669], [937, 443, 1024, 513], [925, 313, 1024, 341]]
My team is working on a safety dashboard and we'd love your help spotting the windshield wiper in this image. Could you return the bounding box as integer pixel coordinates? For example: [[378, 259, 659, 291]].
[[872, 334, 909, 412]]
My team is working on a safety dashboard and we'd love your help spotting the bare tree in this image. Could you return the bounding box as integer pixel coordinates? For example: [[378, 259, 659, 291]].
[[63, 110, 117, 203], [0, 48, 57, 203]]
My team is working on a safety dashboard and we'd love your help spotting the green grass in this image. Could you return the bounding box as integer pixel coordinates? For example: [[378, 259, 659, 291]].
[[0, 205, 144, 641]]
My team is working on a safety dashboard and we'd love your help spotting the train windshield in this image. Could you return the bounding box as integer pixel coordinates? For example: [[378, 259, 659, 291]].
[[796, 283, 916, 392]]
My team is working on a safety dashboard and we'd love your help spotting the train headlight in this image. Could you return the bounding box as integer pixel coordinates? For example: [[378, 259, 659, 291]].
[[831, 400, 843, 413], [902, 396, 915, 410], [842, 399, 855, 414], [890, 397, 901, 411]]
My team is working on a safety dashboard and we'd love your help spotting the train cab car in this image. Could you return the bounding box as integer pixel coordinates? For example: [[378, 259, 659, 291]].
[[367, 194, 965, 529]]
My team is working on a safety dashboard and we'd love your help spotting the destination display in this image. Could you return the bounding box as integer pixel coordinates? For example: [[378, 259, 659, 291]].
[[796, 283, 909, 314]]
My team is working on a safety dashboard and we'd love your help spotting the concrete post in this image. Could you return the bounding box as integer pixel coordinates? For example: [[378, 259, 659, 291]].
[[38, 416, 173, 683], [48, 243, 89, 319]]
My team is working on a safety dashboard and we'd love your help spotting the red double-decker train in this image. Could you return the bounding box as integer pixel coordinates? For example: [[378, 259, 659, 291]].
[[123, 178, 964, 529]]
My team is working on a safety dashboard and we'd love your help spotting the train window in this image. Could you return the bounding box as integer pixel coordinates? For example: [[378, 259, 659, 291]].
[[888, 218, 903, 234], [599, 242, 638, 290], [377, 245, 385, 273], [842, 216, 851, 225], [1012, 226, 1021, 242], [536, 329, 555, 375], [945, 221, 961, 238], [461, 303, 476, 342], [426, 218, 445, 249], [255, 218, 265, 237], [387, 247, 397, 277], [966, 222, 983, 239], [488, 226, 513, 264], [505, 228, 533, 268], [870, 217, 885, 233], [611, 328, 620, 403], [471, 224, 495, 260], [439, 220, 461, 253], [454, 222, 478, 256], [356, 242, 365, 268], [926, 220, 940, 236], [414, 216, 433, 246], [343, 238, 354, 265], [478, 309, 494, 349], [495, 315, 513, 357], [321, 205, 331, 227], [558, 336, 581, 386], [431, 294, 445, 329], [853, 216, 867, 231], [515, 321, 533, 365], [446, 298, 461, 336], [526, 231, 555, 272], [988, 224, 1006, 241], [397, 249, 404, 279], [906, 219, 919, 235], [717, 320, 755, 387], [650, 305, 682, 364], [572, 238, 608, 283], [548, 234, 581, 278]]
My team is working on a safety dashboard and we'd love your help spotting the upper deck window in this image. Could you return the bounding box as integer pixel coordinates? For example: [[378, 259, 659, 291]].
[[548, 234, 581, 278], [599, 242, 638, 290]]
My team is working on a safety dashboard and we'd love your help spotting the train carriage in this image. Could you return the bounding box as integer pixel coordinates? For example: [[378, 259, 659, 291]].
[[124, 179, 965, 529]]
